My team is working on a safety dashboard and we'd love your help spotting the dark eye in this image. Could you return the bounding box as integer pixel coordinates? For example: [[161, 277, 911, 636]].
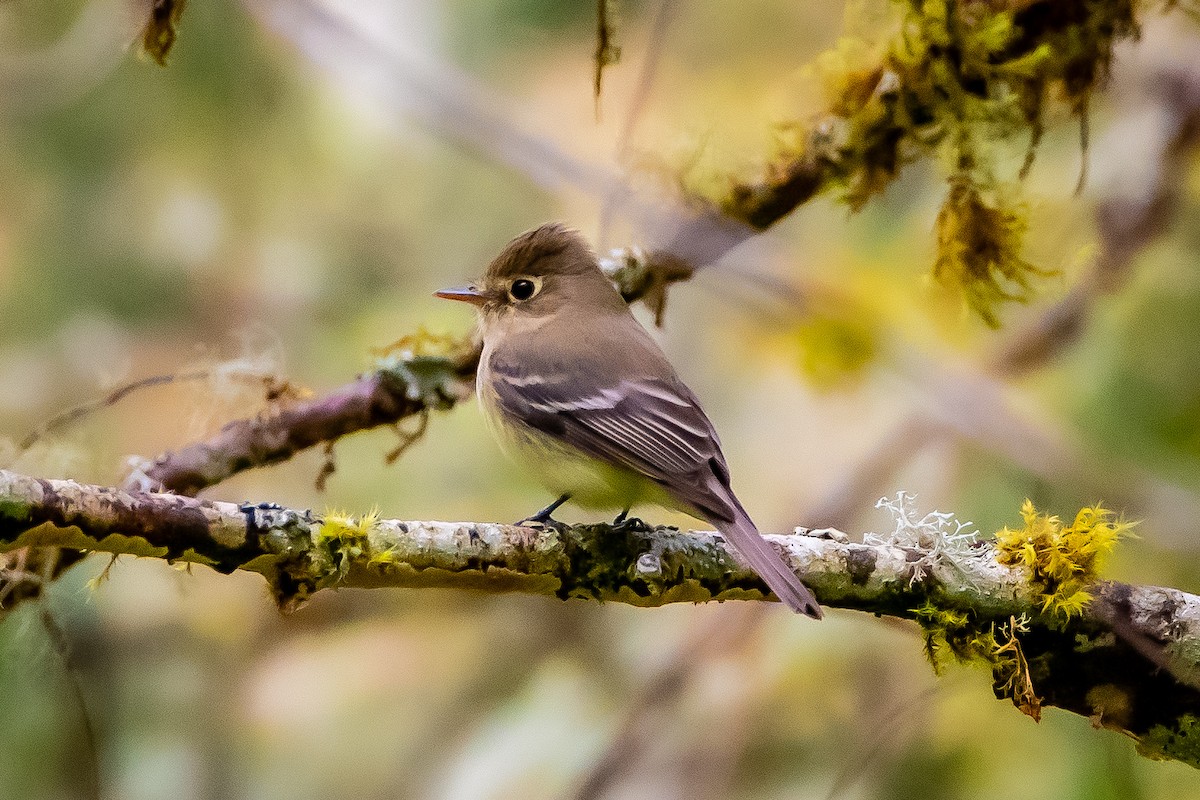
[[509, 278, 537, 301]]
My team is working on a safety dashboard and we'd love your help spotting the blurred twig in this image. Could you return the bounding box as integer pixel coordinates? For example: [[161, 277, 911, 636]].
[[613, 0, 679, 163], [243, 0, 622, 209], [240, 0, 754, 273], [38, 605, 102, 800], [899, 346, 1200, 548], [0, 0, 151, 115], [598, 0, 682, 248], [570, 604, 765, 800], [821, 683, 944, 800], [802, 411, 948, 531], [19, 368, 290, 452], [991, 55, 1200, 376]]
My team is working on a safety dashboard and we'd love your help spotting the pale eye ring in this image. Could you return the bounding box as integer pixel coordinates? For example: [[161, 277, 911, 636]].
[[508, 276, 541, 302]]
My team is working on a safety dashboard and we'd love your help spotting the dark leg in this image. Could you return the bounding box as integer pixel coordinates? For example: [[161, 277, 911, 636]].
[[515, 494, 571, 527], [612, 508, 648, 530]]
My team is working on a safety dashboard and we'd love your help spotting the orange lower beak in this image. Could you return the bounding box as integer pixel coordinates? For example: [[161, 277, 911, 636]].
[[435, 286, 487, 306]]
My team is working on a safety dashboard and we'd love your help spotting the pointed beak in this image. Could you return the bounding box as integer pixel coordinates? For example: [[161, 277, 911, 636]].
[[434, 285, 487, 307]]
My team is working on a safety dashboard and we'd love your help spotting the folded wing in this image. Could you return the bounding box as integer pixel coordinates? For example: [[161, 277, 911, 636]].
[[488, 357, 737, 523]]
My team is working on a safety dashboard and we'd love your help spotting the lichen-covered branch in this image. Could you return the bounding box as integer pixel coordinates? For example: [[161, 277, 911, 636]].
[[3, 469, 1200, 766], [711, 0, 1161, 324]]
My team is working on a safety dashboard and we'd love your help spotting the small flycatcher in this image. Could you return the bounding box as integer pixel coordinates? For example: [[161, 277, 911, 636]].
[[436, 223, 821, 618]]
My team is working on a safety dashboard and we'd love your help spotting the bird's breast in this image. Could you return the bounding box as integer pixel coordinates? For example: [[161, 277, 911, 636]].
[[477, 347, 671, 511]]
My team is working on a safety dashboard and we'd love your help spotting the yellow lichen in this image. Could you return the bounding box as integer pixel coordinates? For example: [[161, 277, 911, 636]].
[[995, 500, 1134, 619], [316, 508, 378, 541], [316, 508, 380, 579]]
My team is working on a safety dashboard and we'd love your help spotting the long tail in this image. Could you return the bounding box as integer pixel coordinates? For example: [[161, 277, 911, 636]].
[[714, 503, 822, 619]]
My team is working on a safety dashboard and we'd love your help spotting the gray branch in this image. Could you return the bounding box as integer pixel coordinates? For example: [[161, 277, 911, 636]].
[[2, 469, 1200, 766]]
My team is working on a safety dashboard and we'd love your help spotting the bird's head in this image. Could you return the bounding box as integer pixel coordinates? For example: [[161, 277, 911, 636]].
[[435, 223, 626, 321]]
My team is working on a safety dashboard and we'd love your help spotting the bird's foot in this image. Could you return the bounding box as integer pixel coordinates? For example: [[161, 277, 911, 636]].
[[514, 514, 570, 532], [611, 511, 651, 533], [514, 494, 571, 531]]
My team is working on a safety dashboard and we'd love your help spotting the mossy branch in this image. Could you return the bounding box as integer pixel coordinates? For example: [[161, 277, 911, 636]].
[[711, 0, 1160, 324], [3, 469, 1200, 766]]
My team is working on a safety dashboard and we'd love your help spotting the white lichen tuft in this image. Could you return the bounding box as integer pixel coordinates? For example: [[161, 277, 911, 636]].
[[866, 492, 992, 584], [599, 246, 647, 277], [123, 454, 159, 492]]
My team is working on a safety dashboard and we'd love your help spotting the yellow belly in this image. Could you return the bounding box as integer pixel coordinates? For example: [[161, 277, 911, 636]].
[[478, 382, 675, 511]]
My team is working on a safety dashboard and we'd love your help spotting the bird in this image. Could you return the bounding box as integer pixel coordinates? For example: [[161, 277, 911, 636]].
[[435, 223, 822, 618]]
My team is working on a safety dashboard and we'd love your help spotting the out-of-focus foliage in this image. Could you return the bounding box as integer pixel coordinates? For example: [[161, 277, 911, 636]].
[[1, 0, 1200, 797], [717, 0, 1149, 325], [593, 0, 621, 114]]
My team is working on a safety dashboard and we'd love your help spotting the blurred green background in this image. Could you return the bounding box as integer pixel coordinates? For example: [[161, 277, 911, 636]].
[[2, 0, 1200, 797]]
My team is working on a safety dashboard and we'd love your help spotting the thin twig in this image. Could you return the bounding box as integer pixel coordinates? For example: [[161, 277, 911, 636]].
[[21, 371, 208, 450], [39, 605, 102, 800]]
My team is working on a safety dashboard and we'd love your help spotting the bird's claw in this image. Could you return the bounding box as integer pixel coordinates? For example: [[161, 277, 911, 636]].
[[514, 494, 571, 530], [612, 515, 651, 532], [513, 513, 570, 532]]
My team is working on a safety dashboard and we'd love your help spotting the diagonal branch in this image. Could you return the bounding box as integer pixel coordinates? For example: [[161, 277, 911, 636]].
[[134, 351, 476, 495]]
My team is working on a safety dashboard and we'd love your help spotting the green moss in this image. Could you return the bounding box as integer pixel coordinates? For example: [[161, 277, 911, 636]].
[[1137, 714, 1200, 766], [0, 498, 31, 527], [912, 599, 998, 673], [1, 521, 168, 560], [912, 601, 1043, 719], [933, 181, 1048, 328]]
